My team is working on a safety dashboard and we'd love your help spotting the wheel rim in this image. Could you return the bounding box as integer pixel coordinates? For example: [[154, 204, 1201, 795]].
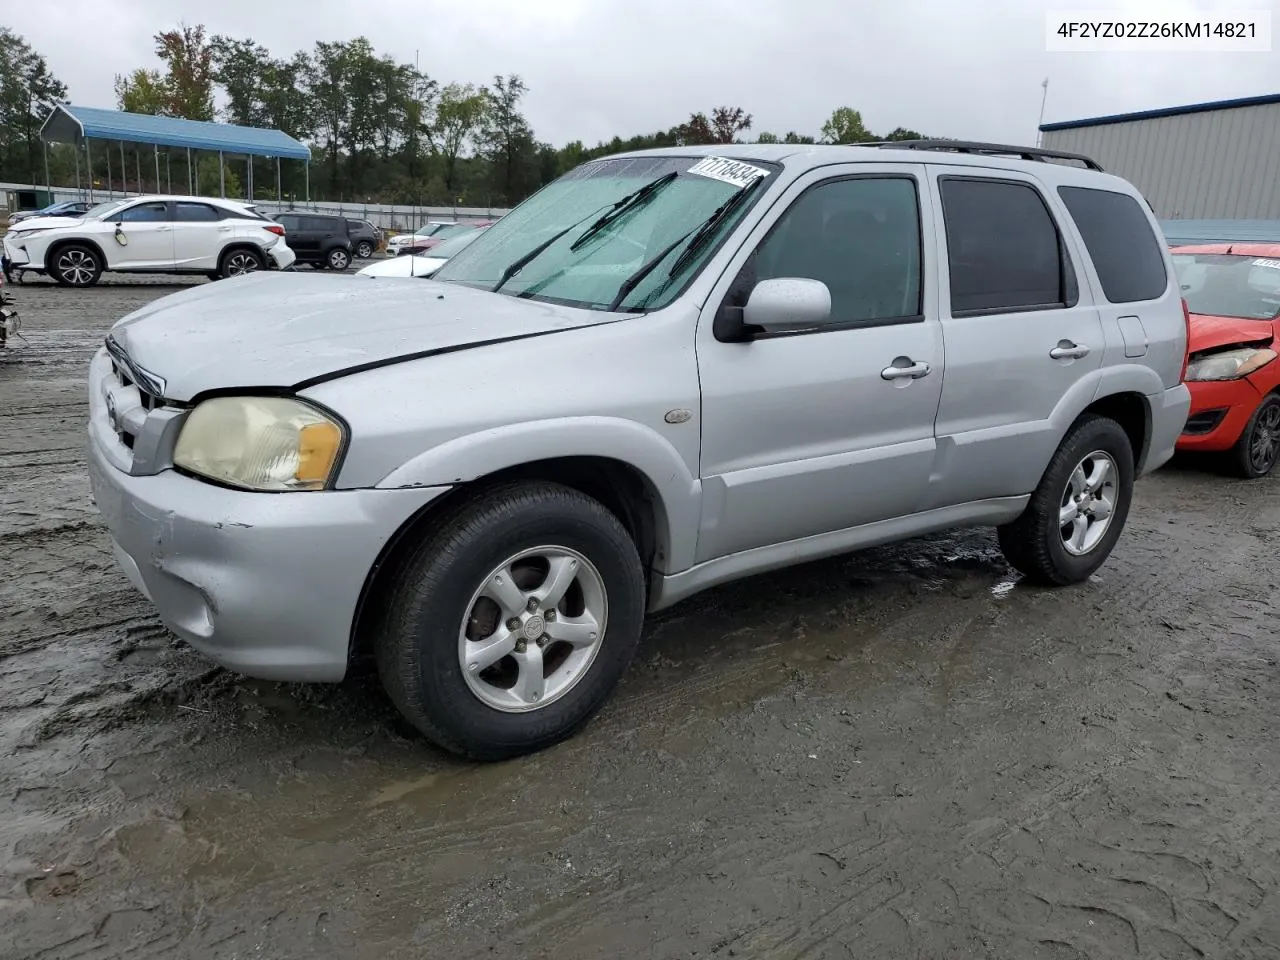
[[57, 249, 96, 285], [358, 243, 372, 258], [226, 252, 258, 276], [1249, 402, 1280, 474], [458, 546, 608, 713], [330, 250, 349, 269], [1059, 449, 1119, 557]]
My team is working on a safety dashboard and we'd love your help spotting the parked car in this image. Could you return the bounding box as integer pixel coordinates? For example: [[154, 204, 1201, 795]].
[[347, 219, 380, 260], [355, 225, 491, 278], [9, 199, 95, 226], [384, 221, 456, 256], [87, 141, 1189, 760], [1171, 243, 1280, 476], [3, 195, 295, 286], [394, 220, 494, 256], [271, 213, 354, 270]]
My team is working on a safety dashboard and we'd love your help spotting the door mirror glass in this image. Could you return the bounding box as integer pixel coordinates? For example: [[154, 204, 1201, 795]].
[[743, 277, 832, 332]]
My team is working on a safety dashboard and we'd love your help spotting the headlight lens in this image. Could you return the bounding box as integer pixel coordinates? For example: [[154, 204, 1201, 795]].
[[173, 396, 345, 491], [1184, 347, 1277, 382]]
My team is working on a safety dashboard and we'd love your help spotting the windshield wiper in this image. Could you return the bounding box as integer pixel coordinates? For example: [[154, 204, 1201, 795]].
[[607, 176, 764, 313], [568, 172, 678, 252], [489, 173, 679, 295]]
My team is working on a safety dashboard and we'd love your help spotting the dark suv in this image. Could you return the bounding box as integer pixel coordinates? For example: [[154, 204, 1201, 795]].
[[347, 220, 380, 259], [273, 213, 354, 270]]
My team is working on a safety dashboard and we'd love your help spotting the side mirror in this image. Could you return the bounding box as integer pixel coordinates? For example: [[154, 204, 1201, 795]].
[[742, 277, 832, 333]]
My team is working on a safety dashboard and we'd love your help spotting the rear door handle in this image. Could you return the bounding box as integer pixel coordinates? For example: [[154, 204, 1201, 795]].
[[881, 358, 932, 381], [1050, 340, 1090, 360]]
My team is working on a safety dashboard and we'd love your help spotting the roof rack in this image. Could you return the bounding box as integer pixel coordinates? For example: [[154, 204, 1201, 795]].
[[867, 139, 1104, 171]]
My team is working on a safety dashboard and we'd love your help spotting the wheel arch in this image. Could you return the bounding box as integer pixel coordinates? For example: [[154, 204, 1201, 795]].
[[43, 236, 108, 274], [218, 242, 267, 268], [1081, 390, 1151, 469], [347, 455, 672, 670]]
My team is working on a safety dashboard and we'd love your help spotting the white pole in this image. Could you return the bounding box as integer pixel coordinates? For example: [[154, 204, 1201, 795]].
[[1036, 78, 1050, 146]]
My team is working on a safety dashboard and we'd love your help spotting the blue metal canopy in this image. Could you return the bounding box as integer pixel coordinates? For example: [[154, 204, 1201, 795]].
[[41, 104, 311, 161]]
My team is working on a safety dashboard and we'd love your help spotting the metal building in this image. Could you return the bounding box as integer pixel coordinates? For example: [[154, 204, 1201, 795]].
[[1038, 92, 1280, 220]]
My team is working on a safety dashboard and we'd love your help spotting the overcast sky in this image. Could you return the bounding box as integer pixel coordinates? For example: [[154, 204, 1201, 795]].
[[7, 0, 1277, 148]]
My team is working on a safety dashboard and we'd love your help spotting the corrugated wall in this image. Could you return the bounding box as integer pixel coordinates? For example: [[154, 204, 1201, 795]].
[[1040, 102, 1280, 219]]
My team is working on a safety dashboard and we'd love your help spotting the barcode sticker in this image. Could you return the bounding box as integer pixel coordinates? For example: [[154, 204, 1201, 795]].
[[687, 157, 768, 189]]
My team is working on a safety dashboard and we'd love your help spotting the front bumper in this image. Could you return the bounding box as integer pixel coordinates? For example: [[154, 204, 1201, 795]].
[[1176, 378, 1264, 453], [2, 236, 36, 269], [87, 421, 449, 682]]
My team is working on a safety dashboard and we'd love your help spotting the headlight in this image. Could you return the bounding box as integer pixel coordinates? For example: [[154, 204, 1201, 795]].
[[1184, 347, 1277, 382], [173, 396, 345, 491]]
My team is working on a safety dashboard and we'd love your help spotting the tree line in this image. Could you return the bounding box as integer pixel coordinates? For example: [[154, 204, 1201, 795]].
[[0, 24, 932, 209]]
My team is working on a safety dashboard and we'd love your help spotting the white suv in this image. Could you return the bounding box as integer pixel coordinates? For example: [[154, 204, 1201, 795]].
[[3, 195, 296, 286]]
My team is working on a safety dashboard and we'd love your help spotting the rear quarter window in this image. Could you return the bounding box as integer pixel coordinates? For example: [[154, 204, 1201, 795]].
[[1057, 186, 1168, 303]]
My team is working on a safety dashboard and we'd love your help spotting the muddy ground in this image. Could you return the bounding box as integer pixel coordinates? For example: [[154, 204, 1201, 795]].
[[1, 275, 1278, 960]]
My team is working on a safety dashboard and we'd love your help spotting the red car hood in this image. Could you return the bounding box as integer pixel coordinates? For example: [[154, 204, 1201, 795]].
[[1188, 313, 1276, 353]]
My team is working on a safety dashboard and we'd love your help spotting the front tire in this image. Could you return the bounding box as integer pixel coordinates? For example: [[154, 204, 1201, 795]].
[[375, 482, 645, 761], [998, 415, 1135, 586], [1230, 393, 1280, 478], [219, 247, 264, 279], [51, 244, 102, 287]]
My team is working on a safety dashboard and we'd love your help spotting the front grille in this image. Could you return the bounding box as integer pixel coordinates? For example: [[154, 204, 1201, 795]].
[[1182, 408, 1228, 436], [109, 357, 163, 413]]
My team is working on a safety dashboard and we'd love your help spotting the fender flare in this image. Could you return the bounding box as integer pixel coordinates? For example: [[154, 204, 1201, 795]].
[[375, 416, 703, 572], [43, 236, 109, 274]]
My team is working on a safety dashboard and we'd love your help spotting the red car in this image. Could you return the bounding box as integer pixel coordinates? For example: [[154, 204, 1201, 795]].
[[1172, 243, 1280, 477], [396, 220, 497, 256]]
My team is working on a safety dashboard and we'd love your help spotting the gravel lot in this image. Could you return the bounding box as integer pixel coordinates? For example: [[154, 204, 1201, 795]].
[[2, 276, 1279, 960]]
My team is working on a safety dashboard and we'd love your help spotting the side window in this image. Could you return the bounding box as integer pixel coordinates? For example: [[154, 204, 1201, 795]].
[[174, 202, 222, 223], [118, 201, 170, 223], [346, 219, 363, 232], [305, 216, 337, 233], [275, 215, 299, 231], [940, 178, 1074, 315], [749, 176, 923, 326], [1058, 185, 1168, 303]]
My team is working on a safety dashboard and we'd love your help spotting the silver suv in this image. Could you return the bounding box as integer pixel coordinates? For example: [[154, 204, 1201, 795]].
[[87, 141, 1191, 759]]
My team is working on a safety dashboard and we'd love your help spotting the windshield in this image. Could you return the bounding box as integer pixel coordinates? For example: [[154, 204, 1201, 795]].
[[83, 199, 130, 220], [431, 154, 778, 311], [432, 222, 481, 241], [1173, 253, 1280, 321]]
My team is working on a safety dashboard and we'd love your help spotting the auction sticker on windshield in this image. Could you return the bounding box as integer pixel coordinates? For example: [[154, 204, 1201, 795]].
[[1252, 258, 1280, 270], [687, 157, 768, 189]]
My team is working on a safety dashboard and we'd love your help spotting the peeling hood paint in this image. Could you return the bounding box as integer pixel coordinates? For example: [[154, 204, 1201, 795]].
[[107, 272, 616, 402]]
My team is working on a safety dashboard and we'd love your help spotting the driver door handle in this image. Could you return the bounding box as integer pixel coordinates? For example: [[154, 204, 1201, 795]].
[[881, 358, 932, 381], [1050, 340, 1090, 360]]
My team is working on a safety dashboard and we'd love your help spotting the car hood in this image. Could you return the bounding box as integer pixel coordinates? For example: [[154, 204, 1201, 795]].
[[1188, 312, 1276, 353], [108, 271, 617, 402], [357, 255, 447, 278], [7, 215, 83, 233]]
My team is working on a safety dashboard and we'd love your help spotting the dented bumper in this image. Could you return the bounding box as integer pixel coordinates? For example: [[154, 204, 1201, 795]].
[[86, 434, 449, 681]]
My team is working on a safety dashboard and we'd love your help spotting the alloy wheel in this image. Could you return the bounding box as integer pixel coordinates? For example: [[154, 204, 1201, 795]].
[[1058, 450, 1119, 556], [225, 252, 260, 276], [1249, 401, 1280, 475], [458, 546, 608, 713], [57, 249, 97, 285]]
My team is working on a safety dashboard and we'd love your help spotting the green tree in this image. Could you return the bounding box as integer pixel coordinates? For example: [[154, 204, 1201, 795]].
[[783, 131, 816, 144], [0, 28, 67, 183], [434, 82, 488, 194], [882, 126, 926, 141], [755, 131, 780, 143], [479, 74, 536, 203], [210, 35, 271, 126], [820, 107, 874, 144], [114, 68, 168, 115], [677, 106, 751, 145], [155, 24, 215, 120]]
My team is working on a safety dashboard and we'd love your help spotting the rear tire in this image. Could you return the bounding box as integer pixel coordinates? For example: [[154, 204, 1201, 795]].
[[327, 247, 351, 271], [1230, 393, 1280, 478], [219, 247, 264, 279], [374, 481, 646, 761], [355, 241, 374, 260], [50, 244, 102, 287], [998, 415, 1135, 586]]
